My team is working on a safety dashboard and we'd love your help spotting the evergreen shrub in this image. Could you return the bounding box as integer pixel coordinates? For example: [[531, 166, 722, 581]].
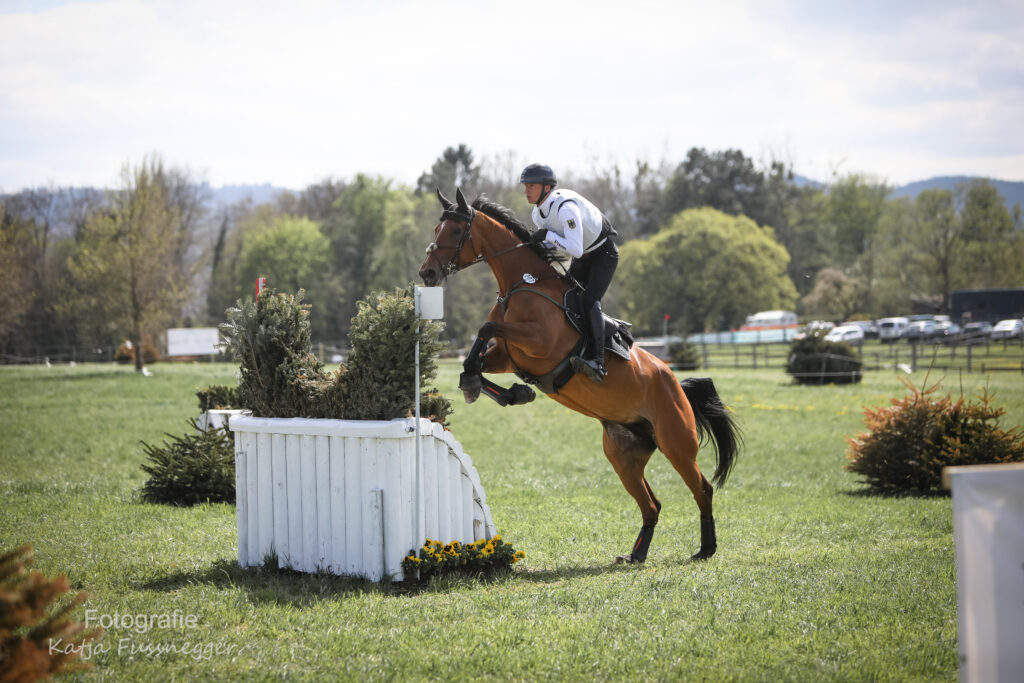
[[786, 333, 862, 384], [219, 289, 341, 418], [140, 419, 236, 505], [344, 287, 449, 423], [219, 287, 450, 424], [668, 340, 701, 370], [196, 385, 239, 411], [0, 544, 103, 680], [846, 378, 1024, 495]]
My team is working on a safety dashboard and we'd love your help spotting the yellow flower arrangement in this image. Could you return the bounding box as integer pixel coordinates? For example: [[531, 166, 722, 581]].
[[402, 535, 525, 581]]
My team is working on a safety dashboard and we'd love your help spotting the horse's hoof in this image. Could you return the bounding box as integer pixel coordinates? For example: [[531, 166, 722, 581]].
[[510, 383, 536, 404], [690, 546, 716, 561], [459, 373, 482, 403]]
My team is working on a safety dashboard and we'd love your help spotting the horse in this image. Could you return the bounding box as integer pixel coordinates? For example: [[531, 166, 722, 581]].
[[418, 188, 741, 563]]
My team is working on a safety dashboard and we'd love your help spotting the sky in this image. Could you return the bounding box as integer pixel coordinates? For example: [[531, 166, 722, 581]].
[[1, 0, 1022, 193]]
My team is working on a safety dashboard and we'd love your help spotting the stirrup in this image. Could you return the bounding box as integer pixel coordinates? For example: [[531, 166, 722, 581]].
[[571, 356, 606, 383]]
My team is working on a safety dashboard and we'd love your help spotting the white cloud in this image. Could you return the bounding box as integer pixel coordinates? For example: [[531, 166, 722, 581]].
[[1, 0, 1021, 192]]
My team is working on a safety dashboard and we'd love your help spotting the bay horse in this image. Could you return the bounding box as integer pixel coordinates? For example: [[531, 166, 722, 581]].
[[419, 189, 741, 562]]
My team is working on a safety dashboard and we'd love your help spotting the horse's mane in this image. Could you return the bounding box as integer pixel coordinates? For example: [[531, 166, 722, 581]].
[[472, 195, 559, 264]]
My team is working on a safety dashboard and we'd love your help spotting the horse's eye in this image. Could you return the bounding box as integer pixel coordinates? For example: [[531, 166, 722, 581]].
[[452, 227, 463, 236]]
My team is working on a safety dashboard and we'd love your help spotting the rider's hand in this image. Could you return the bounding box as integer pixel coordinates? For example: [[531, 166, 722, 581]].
[[529, 228, 548, 243]]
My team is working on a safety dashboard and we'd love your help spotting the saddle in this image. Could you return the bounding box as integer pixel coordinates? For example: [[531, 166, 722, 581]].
[[511, 287, 634, 395]]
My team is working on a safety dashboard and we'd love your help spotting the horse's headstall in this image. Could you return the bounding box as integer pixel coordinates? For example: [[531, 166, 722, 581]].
[[440, 207, 476, 226]]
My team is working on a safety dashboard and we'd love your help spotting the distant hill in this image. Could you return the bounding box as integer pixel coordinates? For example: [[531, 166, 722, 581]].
[[793, 174, 1023, 213], [208, 183, 289, 207], [890, 176, 1024, 211]]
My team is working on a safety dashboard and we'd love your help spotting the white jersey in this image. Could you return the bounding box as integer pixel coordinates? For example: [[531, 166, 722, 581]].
[[530, 189, 607, 258]]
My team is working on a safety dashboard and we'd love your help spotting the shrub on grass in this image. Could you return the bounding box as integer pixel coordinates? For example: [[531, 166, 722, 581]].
[[140, 419, 236, 506], [196, 385, 240, 412], [344, 287, 449, 423], [0, 544, 103, 681], [786, 333, 861, 384], [219, 286, 450, 423], [114, 336, 161, 365], [668, 340, 701, 370], [845, 377, 1024, 495], [219, 289, 341, 419]]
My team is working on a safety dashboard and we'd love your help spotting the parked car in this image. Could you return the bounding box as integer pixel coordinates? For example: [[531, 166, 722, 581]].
[[825, 325, 865, 344], [841, 320, 879, 339], [877, 317, 909, 342], [933, 321, 962, 338], [991, 319, 1024, 340], [962, 321, 994, 344], [902, 320, 939, 341]]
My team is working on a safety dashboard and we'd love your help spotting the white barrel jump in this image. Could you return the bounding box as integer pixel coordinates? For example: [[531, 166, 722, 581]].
[[229, 415, 496, 582]]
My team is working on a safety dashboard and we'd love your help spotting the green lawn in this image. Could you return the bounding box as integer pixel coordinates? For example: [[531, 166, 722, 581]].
[[3, 361, 1021, 681]]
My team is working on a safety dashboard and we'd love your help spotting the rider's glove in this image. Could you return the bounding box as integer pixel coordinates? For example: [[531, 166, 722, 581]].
[[529, 228, 548, 243]]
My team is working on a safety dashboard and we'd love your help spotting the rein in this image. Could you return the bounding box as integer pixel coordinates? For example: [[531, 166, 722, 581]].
[[426, 213, 532, 277]]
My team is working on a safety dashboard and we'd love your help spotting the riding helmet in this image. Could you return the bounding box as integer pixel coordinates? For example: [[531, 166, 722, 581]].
[[520, 163, 557, 186]]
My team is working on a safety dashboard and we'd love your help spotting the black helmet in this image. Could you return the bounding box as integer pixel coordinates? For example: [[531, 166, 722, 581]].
[[520, 163, 557, 186]]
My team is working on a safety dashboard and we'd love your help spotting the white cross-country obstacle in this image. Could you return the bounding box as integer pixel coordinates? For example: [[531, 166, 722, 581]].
[[229, 286, 495, 581], [230, 415, 496, 581]]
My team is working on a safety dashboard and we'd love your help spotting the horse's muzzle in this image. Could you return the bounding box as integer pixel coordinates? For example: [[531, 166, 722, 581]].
[[419, 265, 441, 287]]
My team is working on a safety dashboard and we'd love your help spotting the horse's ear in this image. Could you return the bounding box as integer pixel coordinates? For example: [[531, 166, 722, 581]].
[[455, 187, 469, 211], [436, 188, 454, 211]]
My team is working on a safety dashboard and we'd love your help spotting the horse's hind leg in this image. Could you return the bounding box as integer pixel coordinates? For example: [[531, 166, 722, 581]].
[[601, 422, 659, 563], [653, 401, 718, 560]]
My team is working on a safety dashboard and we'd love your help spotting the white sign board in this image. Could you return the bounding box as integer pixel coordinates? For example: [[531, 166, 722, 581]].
[[415, 287, 444, 320], [945, 463, 1024, 683], [167, 327, 221, 356]]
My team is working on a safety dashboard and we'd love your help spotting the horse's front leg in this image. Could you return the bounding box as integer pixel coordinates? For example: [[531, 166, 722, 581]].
[[459, 320, 539, 405]]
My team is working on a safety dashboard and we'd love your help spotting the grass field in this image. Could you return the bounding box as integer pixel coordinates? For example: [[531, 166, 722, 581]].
[[2, 361, 1022, 681]]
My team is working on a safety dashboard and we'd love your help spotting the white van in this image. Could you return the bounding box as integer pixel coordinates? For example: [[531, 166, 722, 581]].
[[877, 317, 909, 341], [741, 310, 798, 330]]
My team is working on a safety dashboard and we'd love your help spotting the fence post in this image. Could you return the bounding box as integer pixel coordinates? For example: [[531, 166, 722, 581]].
[[966, 344, 972, 373], [752, 343, 758, 370], [911, 342, 918, 372]]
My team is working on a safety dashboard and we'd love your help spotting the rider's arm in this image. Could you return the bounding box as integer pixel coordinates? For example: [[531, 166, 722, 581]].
[[543, 201, 585, 258]]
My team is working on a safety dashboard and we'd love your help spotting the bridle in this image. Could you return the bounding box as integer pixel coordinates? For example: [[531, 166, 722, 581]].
[[425, 208, 529, 278]]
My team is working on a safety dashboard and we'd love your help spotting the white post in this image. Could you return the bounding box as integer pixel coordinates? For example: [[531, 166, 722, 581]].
[[413, 286, 444, 555], [414, 289, 424, 554]]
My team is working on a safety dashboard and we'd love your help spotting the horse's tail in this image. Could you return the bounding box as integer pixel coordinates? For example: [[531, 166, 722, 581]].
[[680, 377, 742, 488]]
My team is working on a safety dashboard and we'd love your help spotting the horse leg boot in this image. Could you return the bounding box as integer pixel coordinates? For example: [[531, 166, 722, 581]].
[[691, 517, 717, 560], [691, 483, 716, 560], [459, 333, 489, 403], [571, 301, 607, 382]]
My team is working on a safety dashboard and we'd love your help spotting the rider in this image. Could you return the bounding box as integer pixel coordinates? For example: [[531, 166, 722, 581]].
[[521, 163, 618, 382]]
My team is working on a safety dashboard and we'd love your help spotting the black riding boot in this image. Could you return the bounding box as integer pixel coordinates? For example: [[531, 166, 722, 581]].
[[572, 301, 606, 382]]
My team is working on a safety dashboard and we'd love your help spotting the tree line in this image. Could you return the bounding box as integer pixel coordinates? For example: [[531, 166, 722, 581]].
[[2, 146, 1022, 366]]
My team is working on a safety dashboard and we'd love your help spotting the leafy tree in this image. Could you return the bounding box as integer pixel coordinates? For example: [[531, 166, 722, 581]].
[[416, 144, 480, 196], [320, 175, 396, 338], [823, 174, 890, 311], [275, 177, 348, 221], [0, 202, 34, 348], [618, 208, 797, 334], [661, 148, 771, 227], [801, 267, 867, 320], [68, 157, 198, 371], [957, 179, 1022, 288], [905, 189, 960, 312], [235, 217, 330, 292]]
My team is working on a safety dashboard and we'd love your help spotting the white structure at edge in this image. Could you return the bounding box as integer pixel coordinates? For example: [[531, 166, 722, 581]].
[[229, 415, 496, 582]]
